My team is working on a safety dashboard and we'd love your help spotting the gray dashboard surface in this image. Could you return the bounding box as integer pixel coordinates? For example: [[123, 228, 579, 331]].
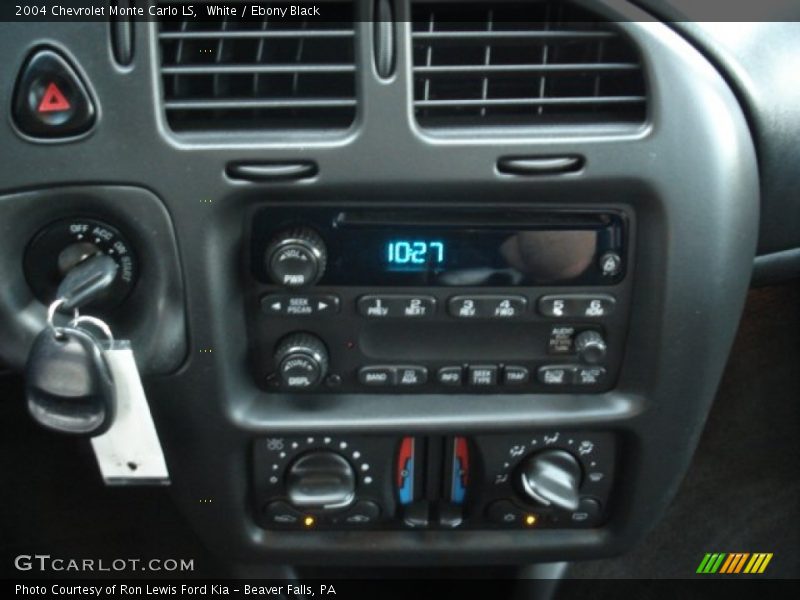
[[0, 0, 768, 565], [638, 2, 800, 257]]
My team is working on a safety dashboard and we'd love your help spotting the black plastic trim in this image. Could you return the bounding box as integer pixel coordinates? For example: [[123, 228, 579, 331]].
[[752, 248, 800, 287], [497, 156, 585, 176], [226, 161, 319, 183]]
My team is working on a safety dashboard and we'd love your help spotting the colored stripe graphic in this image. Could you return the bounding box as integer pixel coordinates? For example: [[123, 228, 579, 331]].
[[697, 554, 713, 573], [698, 552, 773, 574], [720, 553, 750, 573], [697, 553, 727, 574], [719, 554, 736, 573], [744, 553, 773, 574]]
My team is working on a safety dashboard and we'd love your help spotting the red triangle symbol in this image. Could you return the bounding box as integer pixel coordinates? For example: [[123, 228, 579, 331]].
[[37, 82, 71, 113]]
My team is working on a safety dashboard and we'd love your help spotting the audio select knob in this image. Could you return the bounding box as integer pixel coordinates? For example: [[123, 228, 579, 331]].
[[574, 330, 607, 365], [518, 449, 582, 511], [286, 451, 356, 510], [265, 228, 327, 288], [274, 333, 329, 389]]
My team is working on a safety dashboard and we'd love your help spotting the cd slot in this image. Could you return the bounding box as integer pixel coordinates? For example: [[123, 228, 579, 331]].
[[334, 209, 613, 230]]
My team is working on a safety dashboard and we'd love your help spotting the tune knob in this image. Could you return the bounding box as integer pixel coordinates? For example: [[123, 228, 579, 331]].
[[274, 333, 329, 389], [517, 449, 582, 511], [286, 451, 356, 510], [265, 228, 327, 288], [574, 330, 607, 365]]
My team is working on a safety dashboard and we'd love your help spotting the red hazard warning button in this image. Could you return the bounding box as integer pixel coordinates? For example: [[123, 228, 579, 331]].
[[37, 82, 72, 113], [13, 48, 95, 138]]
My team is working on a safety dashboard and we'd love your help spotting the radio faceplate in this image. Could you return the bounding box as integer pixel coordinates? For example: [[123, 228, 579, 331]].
[[246, 205, 633, 394]]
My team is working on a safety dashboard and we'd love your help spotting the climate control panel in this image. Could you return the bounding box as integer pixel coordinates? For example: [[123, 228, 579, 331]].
[[252, 431, 616, 530]]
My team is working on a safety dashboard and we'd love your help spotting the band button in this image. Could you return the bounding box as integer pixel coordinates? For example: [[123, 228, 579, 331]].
[[358, 366, 397, 386]]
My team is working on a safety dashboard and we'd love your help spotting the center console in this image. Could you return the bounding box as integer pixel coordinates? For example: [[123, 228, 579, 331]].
[[246, 205, 628, 532]]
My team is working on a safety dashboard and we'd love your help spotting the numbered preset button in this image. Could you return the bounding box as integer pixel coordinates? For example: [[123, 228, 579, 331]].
[[537, 294, 616, 319], [447, 295, 527, 319], [357, 295, 436, 318]]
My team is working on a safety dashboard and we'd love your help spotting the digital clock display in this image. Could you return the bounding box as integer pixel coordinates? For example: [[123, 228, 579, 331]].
[[386, 240, 445, 270]]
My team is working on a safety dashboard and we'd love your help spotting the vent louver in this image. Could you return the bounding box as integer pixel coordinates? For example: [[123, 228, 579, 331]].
[[412, 1, 647, 128], [157, 2, 356, 132]]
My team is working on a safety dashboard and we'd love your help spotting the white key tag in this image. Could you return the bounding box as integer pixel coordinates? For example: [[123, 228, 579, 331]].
[[90, 338, 170, 485]]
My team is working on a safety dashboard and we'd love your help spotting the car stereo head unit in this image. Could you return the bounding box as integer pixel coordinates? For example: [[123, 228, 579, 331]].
[[246, 205, 632, 395], [250, 208, 626, 288]]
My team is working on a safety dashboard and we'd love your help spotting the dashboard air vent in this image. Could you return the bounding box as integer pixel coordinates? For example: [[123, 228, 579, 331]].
[[412, 1, 647, 128], [157, 2, 356, 132]]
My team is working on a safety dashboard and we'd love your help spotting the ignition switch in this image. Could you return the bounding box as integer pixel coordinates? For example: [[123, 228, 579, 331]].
[[24, 217, 138, 310]]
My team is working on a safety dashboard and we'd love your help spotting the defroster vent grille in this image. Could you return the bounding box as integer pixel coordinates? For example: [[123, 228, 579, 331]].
[[412, 1, 647, 128], [157, 1, 356, 132]]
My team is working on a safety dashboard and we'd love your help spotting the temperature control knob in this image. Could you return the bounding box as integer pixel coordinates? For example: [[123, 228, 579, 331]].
[[265, 228, 327, 288], [274, 333, 329, 389], [574, 330, 607, 365], [286, 451, 356, 510], [517, 449, 582, 511]]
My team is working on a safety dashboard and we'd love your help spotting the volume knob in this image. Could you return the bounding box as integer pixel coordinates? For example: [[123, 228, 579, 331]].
[[265, 228, 327, 288], [274, 333, 329, 389]]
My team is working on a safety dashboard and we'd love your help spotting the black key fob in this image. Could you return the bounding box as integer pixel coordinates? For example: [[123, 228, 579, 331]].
[[25, 326, 116, 436]]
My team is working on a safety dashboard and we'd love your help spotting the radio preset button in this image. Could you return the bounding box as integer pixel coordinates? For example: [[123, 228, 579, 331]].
[[537, 366, 577, 386], [357, 295, 436, 318], [358, 366, 397, 386], [262, 293, 340, 316], [447, 295, 527, 319], [396, 366, 428, 386], [538, 295, 616, 318], [437, 366, 463, 386], [503, 366, 530, 385], [468, 365, 498, 386]]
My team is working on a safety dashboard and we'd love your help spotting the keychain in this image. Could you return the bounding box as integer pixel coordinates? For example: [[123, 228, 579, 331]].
[[24, 253, 169, 484]]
